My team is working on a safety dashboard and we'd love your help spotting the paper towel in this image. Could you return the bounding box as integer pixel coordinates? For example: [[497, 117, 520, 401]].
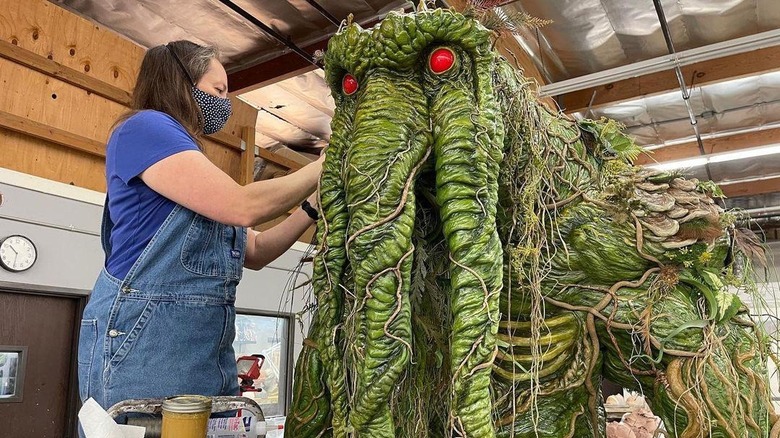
[[78, 398, 146, 438]]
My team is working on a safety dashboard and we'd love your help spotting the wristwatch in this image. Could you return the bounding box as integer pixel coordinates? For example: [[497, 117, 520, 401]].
[[301, 200, 319, 221]]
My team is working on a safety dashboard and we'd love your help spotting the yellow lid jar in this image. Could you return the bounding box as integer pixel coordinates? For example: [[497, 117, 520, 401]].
[[161, 395, 212, 438]]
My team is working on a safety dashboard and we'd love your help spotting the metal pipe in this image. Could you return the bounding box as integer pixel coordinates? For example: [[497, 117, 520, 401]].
[[743, 205, 780, 218], [218, 0, 321, 69], [651, 0, 713, 181], [302, 0, 341, 26]]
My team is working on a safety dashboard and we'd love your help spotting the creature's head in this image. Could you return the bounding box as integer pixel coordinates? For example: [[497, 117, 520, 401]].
[[320, 7, 513, 257]]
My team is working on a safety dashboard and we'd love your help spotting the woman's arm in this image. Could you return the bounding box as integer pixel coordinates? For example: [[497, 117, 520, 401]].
[[243, 199, 315, 270], [140, 150, 323, 227]]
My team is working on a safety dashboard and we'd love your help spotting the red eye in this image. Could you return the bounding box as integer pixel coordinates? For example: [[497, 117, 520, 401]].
[[342, 74, 358, 95], [429, 47, 455, 74]]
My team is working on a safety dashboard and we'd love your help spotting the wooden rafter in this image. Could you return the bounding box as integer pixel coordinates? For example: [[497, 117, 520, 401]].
[[227, 10, 408, 95], [556, 44, 780, 114], [257, 147, 304, 171], [0, 109, 106, 157], [0, 39, 132, 106], [228, 38, 329, 95], [720, 176, 780, 198]]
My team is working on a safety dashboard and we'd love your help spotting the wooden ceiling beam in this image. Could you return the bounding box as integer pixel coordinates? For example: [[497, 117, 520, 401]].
[[227, 38, 327, 95], [635, 127, 780, 165], [720, 176, 780, 198], [555, 44, 780, 114]]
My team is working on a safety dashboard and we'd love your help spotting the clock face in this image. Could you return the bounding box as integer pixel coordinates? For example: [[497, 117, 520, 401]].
[[0, 235, 37, 272]]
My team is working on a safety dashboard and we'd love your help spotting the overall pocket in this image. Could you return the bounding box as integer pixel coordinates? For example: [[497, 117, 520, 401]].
[[77, 319, 98, 401], [107, 298, 157, 367], [180, 215, 244, 280]]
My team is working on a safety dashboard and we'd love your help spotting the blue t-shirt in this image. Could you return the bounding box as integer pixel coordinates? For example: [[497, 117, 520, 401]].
[[105, 110, 199, 279]]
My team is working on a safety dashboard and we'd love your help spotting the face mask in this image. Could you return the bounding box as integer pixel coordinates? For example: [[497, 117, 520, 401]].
[[191, 86, 232, 135]]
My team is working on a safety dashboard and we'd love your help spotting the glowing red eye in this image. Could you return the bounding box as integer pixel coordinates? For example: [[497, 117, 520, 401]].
[[429, 47, 455, 74], [342, 74, 358, 95]]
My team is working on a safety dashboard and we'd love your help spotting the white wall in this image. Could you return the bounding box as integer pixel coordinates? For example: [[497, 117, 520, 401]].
[[757, 241, 780, 410]]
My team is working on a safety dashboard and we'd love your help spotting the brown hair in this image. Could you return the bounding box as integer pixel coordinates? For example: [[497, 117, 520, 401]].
[[116, 40, 220, 138]]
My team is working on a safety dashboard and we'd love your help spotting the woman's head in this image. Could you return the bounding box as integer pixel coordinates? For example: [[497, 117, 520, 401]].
[[128, 40, 231, 137]]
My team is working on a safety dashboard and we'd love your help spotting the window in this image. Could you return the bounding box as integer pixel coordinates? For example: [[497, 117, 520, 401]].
[[0, 346, 26, 403], [233, 313, 292, 417]]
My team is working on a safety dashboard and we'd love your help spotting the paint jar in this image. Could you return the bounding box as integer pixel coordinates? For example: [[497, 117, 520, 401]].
[[161, 395, 212, 437]]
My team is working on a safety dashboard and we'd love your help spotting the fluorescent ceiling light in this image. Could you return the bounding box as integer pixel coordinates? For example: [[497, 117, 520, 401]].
[[645, 144, 780, 171], [647, 157, 708, 171], [641, 123, 780, 150], [708, 144, 780, 163]]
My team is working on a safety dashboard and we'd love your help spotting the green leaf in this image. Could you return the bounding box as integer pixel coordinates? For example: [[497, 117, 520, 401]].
[[715, 292, 742, 323], [680, 269, 742, 324], [697, 180, 726, 198], [578, 118, 643, 162], [700, 269, 724, 293], [642, 319, 710, 364], [662, 319, 711, 343], [679, 273, 718, 321]]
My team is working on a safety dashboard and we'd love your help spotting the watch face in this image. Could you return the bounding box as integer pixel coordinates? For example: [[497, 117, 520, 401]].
[[0, 235, 37, 272]]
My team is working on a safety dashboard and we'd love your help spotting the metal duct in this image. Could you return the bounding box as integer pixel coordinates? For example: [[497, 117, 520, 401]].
[[514, 0, 780, 83]]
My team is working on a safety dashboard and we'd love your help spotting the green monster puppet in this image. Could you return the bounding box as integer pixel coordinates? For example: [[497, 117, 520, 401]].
[[285, 3, 779, 437]]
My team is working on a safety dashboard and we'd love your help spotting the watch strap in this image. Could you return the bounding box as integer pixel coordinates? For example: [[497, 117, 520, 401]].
[[301, 200, 319, 221]]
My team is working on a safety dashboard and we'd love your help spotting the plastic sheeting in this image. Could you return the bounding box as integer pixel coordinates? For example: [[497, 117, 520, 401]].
[[508, 0, 780, 82], [240, 69, 334, 150], [50, 0, 410, 71], [587, 71, 780, 145], [582, 71, 780, 184]]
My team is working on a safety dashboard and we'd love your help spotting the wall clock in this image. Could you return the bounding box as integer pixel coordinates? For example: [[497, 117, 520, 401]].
[[0, 235, 37, 272]]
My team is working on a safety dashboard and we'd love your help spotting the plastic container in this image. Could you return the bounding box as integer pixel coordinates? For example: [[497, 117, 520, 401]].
[[207, 416, 256, 438], [264, 416, 285, 438], [161, 395, 212, 438]]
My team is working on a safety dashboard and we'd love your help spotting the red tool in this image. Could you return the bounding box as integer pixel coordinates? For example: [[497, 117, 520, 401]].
[[236, 354, 266, 393]]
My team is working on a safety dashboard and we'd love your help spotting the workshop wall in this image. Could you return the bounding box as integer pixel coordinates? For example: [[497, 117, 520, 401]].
[[0, 0, 258, 191]]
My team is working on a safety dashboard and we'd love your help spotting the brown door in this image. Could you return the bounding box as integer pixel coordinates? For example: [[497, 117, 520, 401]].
[[0, 290, 82, 437]]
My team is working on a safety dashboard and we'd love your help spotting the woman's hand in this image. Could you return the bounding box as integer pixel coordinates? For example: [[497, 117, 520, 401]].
[[307, 149, 327, 211]]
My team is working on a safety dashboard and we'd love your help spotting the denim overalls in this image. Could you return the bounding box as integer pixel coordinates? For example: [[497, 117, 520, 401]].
[[78, 200, 247, 411]]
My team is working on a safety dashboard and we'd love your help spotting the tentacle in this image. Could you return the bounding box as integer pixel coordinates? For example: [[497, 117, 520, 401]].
[[344, 69, 431, 437]]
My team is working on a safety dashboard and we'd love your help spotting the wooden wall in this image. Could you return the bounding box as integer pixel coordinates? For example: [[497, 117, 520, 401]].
[[0, 0, 258, 192]]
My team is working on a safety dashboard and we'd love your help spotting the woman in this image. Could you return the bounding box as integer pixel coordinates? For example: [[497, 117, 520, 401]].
[[77, 40, 324, 412]]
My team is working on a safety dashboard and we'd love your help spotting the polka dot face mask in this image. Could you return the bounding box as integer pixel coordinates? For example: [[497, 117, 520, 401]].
[[192, 86, 232, 135]]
